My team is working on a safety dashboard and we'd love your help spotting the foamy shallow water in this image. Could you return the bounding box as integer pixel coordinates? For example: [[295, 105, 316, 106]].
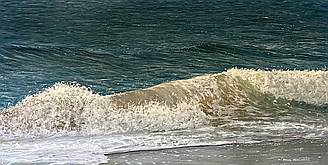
[[1, 119, 327, 164], [0, 127, 239, 164]]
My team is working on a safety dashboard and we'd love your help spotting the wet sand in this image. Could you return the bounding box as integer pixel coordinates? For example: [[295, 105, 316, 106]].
[[102, 139, 328, 165]]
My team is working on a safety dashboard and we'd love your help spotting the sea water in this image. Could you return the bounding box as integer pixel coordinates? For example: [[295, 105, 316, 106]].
[[0, 0, 327, 164]]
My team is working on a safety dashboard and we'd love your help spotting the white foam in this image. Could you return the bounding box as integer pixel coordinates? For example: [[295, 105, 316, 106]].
[[0, 83, 209, 136], [0, 136, 108, 165]]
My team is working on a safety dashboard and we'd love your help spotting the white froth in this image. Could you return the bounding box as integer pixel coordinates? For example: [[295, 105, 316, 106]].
[[0, 83, 209, 136]]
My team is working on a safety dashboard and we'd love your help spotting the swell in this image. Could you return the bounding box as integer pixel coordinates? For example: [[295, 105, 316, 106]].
[[1, 69, 328, 136]]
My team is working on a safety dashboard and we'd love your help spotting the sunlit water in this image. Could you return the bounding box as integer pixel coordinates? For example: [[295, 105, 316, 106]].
[[1, 0, 328, 164]]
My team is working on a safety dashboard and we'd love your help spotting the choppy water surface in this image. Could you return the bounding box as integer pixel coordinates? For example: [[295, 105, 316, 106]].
[[0, 0, 328, 164]]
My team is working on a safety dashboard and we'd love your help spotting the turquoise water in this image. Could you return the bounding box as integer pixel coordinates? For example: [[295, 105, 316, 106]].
[[0, 0, 328, 164]]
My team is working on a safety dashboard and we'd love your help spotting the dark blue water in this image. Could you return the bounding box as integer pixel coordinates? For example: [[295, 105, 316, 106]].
[[1, 0, 328, 164], [1, 0, 327, 108]]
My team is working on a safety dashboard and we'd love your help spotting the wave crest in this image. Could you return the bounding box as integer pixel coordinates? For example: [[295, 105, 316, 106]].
[[1, 69, 328, 136]]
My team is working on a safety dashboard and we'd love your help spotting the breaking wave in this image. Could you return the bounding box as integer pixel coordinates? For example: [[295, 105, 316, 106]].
[[1, 68, 328, 136]]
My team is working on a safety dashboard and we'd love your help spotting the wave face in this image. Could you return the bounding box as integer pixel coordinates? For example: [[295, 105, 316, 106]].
[[1, 69, 328, 136]]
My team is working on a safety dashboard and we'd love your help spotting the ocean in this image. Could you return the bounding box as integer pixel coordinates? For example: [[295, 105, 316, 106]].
[[0, 0, 327, 164]]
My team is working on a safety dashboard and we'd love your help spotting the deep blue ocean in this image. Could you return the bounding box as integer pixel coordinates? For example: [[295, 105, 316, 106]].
[[0, 0, 328, 164]]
